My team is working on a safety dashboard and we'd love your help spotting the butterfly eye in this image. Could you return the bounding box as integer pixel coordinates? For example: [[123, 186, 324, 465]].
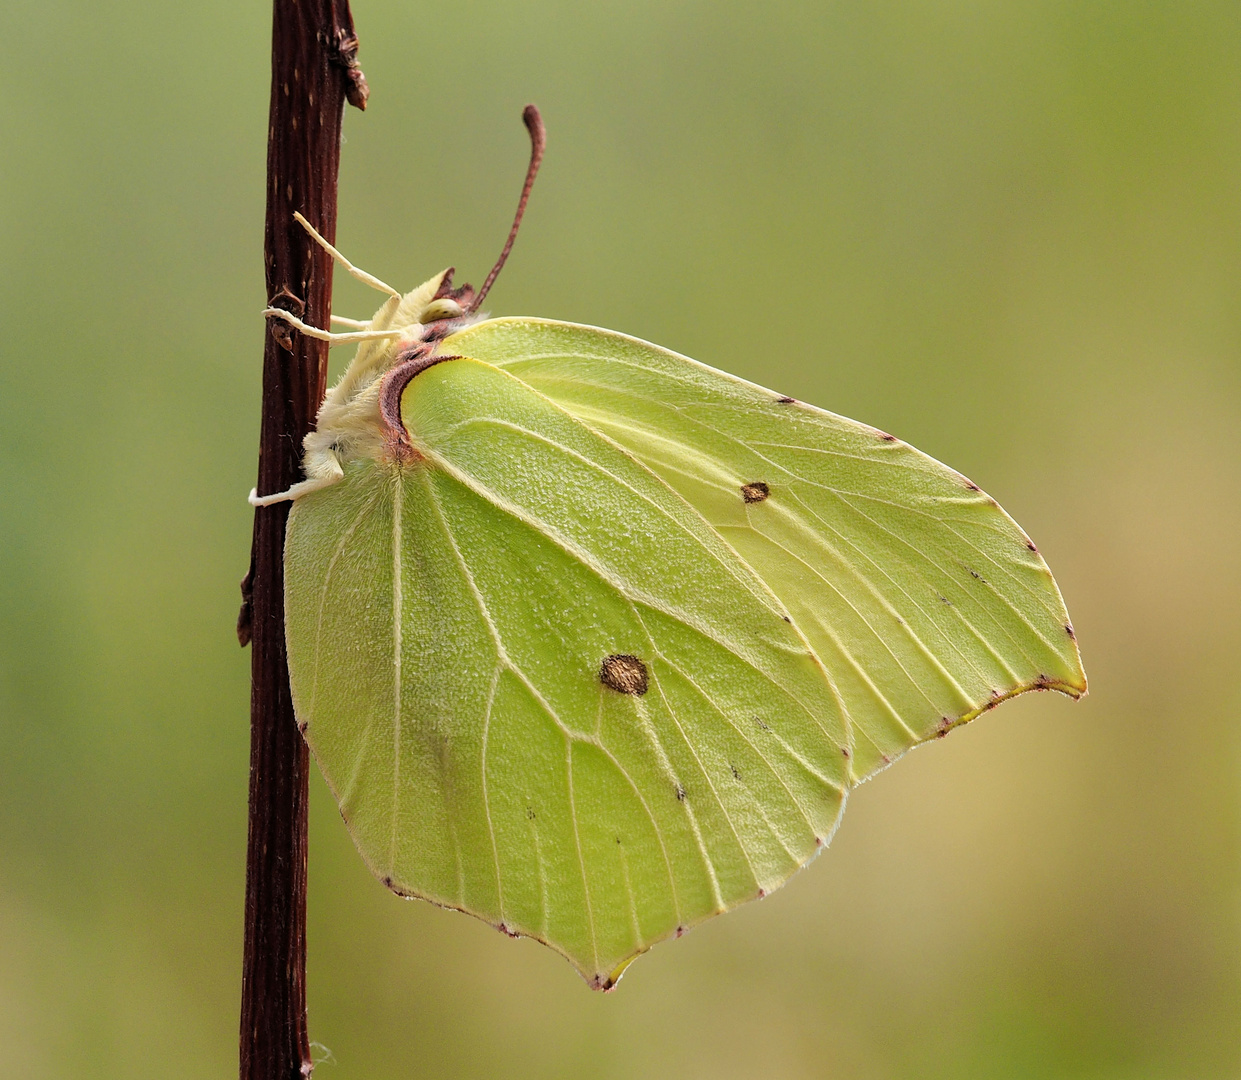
[[420, 297, 465, 323]]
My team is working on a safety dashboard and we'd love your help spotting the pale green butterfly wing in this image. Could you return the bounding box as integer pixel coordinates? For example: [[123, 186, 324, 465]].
[[443, 318, 1087, 782], [286, 316, 1085, 986], [284, 357, 850, 988]]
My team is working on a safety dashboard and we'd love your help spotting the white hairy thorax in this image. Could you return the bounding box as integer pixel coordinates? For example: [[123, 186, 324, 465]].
[[249, 267, 484, 507]]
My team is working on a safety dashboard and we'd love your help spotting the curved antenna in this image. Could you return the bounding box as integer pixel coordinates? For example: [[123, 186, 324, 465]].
[[470, 104, 546, 312]]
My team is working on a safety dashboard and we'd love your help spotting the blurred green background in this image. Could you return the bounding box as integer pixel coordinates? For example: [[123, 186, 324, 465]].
[[2, 1, 1239, 1076]]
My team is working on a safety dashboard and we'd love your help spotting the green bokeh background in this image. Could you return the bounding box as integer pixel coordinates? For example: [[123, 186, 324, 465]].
[[2, 2, 1239, 1076]]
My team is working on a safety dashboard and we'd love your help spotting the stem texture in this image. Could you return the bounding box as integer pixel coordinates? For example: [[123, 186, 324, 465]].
[[239, 3, 366, 1077]]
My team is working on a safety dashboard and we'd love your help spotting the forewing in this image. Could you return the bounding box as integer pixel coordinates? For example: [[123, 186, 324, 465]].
[[284, 358, 849, 987], [445, 318, 1087, 781]]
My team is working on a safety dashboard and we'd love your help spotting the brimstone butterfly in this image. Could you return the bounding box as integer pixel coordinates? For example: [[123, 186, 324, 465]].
[[251, 106, 1085, 990]]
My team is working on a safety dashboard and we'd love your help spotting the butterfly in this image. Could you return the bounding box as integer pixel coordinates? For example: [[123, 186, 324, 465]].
[[252, 106, 1085, 990]]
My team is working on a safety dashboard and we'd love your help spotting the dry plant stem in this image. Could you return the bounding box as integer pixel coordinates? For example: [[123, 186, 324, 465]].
[[239, 1, 366, 1077]]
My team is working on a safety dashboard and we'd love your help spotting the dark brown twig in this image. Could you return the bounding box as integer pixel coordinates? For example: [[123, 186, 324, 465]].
[[239, 2, 365, 1077]]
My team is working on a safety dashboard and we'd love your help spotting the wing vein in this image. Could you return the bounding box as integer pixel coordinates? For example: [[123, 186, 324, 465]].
[[422, 474, 509, 918], [566, 743, 602, 975], [654, 654, 817, 864], [388, 474, 404, 877], [423, 447, 844, 743], [307, 486, 385, 724], [778, 489, 998, 694]]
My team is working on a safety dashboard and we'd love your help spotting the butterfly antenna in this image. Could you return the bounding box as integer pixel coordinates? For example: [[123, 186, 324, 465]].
[[470, 104, 546, 312]]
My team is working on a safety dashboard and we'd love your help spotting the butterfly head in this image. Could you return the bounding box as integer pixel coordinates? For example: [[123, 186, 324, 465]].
[[382, 266, 481, 349]]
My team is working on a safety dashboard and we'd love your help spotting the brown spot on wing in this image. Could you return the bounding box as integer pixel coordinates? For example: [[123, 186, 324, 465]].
[[600, 654, 648, 695]]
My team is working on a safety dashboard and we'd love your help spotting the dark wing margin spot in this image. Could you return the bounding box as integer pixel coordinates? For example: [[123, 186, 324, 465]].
[[741, 481, 770, 503], [600, 654, 649, 695], [383, 875, 415, 898]]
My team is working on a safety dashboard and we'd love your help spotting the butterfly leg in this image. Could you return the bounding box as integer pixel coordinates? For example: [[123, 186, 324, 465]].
[[249, 430, 347, 505], [248, 475, 332, 506], [263, 306, 402, 345], [292, 211, 402, 299], [248, 447, 345, 506]]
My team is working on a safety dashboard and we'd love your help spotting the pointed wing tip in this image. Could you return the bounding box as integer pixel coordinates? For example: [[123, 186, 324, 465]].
[[585, 954, 641, 992], [359, 874, 653, 994], [949, 672, 1089, 732], [1063, 675, 1089, 700], [849, 670, 1089, 784]]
